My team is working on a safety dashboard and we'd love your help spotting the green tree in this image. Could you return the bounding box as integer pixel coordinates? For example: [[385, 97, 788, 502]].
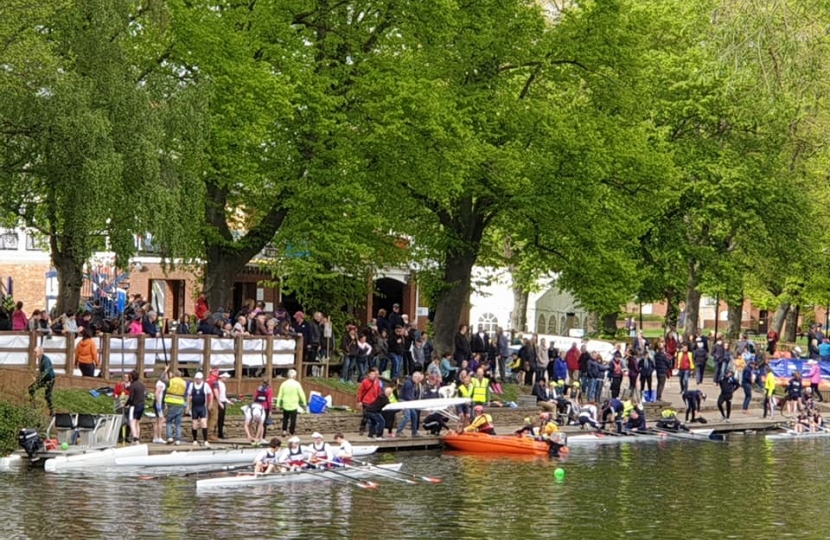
[[0, 0, 204, 314]]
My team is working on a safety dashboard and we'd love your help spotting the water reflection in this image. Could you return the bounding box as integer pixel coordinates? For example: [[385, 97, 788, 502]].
[[2, 439, 830, 539]]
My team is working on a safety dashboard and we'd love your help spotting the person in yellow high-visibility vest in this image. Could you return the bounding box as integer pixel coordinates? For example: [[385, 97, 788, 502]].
[[470, 368, 489, 406]]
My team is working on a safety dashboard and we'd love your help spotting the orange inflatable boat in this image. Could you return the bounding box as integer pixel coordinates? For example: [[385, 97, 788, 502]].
[[441, 431, 550, 455]]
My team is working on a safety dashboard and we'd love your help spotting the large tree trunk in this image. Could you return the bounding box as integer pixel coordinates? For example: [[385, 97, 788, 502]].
[[682, 261, 701, 339], [726, 295, 743, 340], [771, 302, 790, 336], [510, 275, 529, 333], [784, 304, 800, 343], [601, 312, 619, 337], [664, 288, 681, 331], [52, 250, 85, 317], [432, 250, 478, 359], [203, 250, 248, 315]]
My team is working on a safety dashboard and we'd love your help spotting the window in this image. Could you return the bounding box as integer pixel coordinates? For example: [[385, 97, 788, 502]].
[[537, 314, 546, 334], [0, 231, 19, 250], [478, 312, 498, 334], [26, 233, 47, 251], [547, 317, 558, 335]]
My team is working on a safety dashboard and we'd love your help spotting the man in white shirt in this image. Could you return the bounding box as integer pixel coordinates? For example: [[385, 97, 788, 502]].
[[217, 372, 233, 439], [333, 432, 353, 464], [254, 437, 283, 474]]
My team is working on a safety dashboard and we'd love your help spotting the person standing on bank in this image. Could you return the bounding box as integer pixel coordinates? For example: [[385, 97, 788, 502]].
[[125, 370, 146, 444], [216, 372, 233, 439], [29, 347, 55, 414], [164, 369, 187, 445], [717, 369, 739, 423], [187, 372, 211, 446], [75, 328, 99, 377], [276, 369, 306, 437]]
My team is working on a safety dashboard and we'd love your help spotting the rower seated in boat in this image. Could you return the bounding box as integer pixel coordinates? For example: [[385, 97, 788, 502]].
[[279, 436, 309, 470], [463, 406, 496, 435], [254, 437, 283, 474], [333, 432, 352, 465], [308, 432, 336, 466]]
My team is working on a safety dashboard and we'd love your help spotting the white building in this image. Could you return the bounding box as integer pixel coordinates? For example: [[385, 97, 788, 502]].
[[467, 267, 589, 336]]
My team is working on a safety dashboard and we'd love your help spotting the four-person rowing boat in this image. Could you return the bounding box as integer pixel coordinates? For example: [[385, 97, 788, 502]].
[[195, 462, 403, 490]]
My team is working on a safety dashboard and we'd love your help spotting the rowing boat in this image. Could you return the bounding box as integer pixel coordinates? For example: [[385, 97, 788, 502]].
[[195, 463, 403, 489], [44, 444, 149, 473], [566, 432, 665, 445], [766, 430, 830, 441], [115, 445, 378, 467]]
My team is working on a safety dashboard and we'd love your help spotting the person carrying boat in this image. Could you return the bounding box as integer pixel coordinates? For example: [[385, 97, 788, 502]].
[[254, 437, 283, 474], [600, 398, 625, 433], [333, 432, 353, 464], [244, 402, 266, 443], [187, 372, 211, 447], [578, 403, 599, 430], [308, 432, 336, 465], [463, 405, 496, 435], [164, 369, 187, 445], [28, 346, 55, 415], [280, 436, 309, 470], [682, 389, 706, 423]]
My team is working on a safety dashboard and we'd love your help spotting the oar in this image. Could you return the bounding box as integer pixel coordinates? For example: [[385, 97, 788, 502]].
[[301, 461, 377, 489], [319, 459, 416, 485], [649, 427, 717, 442], [139, 463, 250, 480], [350, 457, 442, 484]]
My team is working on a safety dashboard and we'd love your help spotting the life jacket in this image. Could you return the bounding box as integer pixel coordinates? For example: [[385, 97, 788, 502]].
[[190, 382, 207, 407], [458, 384, 473, 398], [476, 414, 494, 433], [661, 409, 678, 419], [471, 378, 489, 403], [387, 391, 398, 404], [678, 352, 694, 371], [164, 377, 186, 405], [612, 360, 622, 377], [254, 386, 269, 407], [622, 400, 634, 418]]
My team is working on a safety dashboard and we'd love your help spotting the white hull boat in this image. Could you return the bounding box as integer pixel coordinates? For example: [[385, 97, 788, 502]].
[[115, 445, 378, 467], [196, 463, 402, 490], [566, 433, 665, 445], [766, 430, 830, 441], [44, 445, 149, 472]]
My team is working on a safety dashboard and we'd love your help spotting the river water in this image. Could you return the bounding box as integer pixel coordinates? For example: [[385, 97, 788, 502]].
[[1, 435, 827, 539]]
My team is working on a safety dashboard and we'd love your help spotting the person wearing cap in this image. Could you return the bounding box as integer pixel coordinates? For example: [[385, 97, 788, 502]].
[[536, 412, 559, 440], [308, 432, 336, 464], [280, 436, 308, 470], [243, 401, 266, 443], [388, 303, 404, 331], [276, 369, 307, 437], [254, 437, 283, 474], [682, 389, 706, 423], [186, 372, 211, 446], [463, 405, 495, 435], [215, 372, 233, 439]]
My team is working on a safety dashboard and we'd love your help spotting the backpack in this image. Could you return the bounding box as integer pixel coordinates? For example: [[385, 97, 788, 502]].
[[612, 360, 622, 377]]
